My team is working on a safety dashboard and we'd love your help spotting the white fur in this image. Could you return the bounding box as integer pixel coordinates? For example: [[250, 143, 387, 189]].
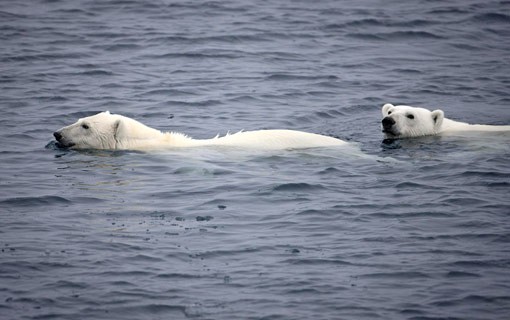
[[381, 103, 510, 139], [53, 111, 347, 150]]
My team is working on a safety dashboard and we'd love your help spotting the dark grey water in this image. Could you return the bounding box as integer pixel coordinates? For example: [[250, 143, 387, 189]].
[[1, 0, 510, 319]]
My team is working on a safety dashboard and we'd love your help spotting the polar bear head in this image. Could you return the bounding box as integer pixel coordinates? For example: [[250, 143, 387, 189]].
[[53, 111, 160, 150], [53, 111, 122, 149], [381, 104, 444, 139]]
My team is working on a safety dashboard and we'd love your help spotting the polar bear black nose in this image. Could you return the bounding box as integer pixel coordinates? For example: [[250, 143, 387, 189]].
[[382, 117, 396, 129], [53, 131, 62, 141]]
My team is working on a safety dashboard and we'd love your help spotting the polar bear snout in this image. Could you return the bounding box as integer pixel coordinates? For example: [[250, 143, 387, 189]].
[[382, 116, 396, 130], [53, 130, 75, 148], [53, 131, 62, 141], [381, 116, 400, 137]]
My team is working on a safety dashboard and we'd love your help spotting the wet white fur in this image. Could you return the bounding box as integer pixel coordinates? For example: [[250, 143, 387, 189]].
[[381, 104, 510, 139], [54, 111, 347, 150]]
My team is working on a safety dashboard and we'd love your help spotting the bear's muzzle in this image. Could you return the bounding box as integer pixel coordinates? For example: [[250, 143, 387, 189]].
[[53, 131, 75, 148], [382, 116, 396, 131]]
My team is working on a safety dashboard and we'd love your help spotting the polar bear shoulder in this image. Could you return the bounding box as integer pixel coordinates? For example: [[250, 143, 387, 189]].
[[381, 103, 510, 139]]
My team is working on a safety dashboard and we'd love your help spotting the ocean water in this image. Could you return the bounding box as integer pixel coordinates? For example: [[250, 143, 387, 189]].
[[1, 0, 510, 319]]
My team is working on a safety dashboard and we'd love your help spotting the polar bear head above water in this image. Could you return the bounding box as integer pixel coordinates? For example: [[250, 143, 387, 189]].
[[53, 111, 163, 150], [381, 103, 510, 139], [53, 111, 346, 150], [54, 111, 119, 149], [381, 104, 444, 139]]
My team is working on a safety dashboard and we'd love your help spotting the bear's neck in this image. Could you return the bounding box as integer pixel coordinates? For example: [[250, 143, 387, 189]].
[[440, 118, 509, 132], [440, 118, 471, 132]]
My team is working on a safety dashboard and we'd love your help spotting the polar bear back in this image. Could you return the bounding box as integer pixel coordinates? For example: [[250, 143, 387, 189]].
[[441, 118, 510, 133], [203, 129, 346, 149]]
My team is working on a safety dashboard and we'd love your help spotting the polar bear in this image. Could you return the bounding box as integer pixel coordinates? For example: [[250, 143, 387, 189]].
[[53, 111, 346, 150], [381, 103, 510, 139]]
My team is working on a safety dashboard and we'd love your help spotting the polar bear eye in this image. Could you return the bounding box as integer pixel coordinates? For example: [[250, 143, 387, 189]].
[[387, 111, 392, 115], [407, 114, 414, 120], [82, 124, 90, 129]]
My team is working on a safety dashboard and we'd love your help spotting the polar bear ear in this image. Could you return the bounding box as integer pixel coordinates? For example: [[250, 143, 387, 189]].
[[431, 109, 444, 129], [382, 103, 394, 115], [113, 118, 127, 140]]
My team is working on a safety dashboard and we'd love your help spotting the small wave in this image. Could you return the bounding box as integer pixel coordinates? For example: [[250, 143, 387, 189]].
[[326, 19, 383, 29], [452, 259, 510, 268], [0, 195, 71, 208], [439, 196, 488, 206], [349, 31, 445, 41], [284, 258, 352, 266], [129, 254, 165, 263], [151, 34, 269, 44], [272, 182, 325, 192], [80, 70, 114, 76], [84, 32, 127, 39], [49, 8, 95, 16], [32, 94, 69, 102], [358, 271, 430, 279], [112, 304, 186, 317], [346, 33, 384, 41], [135, 88, 195, 98], [265, 74, 338, 81], [459, 170, 506, 178], [99, 43, 141, 52], [395, 181, 437, 189], [283, 287, 328, 295], [427, 7, 469, 15], [393, 68, 423, 75], [4, 296, 56, 306], [471, 12, 510, 24], [431, 294, 510, 307], [488, 233, 510, 244], [318, 167, 341, 175], [327, 18, 435, 29], [3, 52, 90, 62], [370, 211, 454, 218], [313, 109, 345, 119], [45, 140, 62, 150], [156, 273, 201, 279], [170, 99, 223, 107], [445, 271, 481, 278], [226, 95, 263, 103], [0, 10, 27, 18], [450, 43, 483, 51], [141, 52, 241, 60], [44, 280, 88, 290], [144, 35, 192, 44]]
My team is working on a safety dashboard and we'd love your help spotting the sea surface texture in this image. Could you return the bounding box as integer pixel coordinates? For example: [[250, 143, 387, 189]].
[[1, 0, 510, 319]]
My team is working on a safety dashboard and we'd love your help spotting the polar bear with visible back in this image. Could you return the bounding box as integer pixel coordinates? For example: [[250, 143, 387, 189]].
[[381, 103, 510, 139], [53, 111, 346, 150]]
